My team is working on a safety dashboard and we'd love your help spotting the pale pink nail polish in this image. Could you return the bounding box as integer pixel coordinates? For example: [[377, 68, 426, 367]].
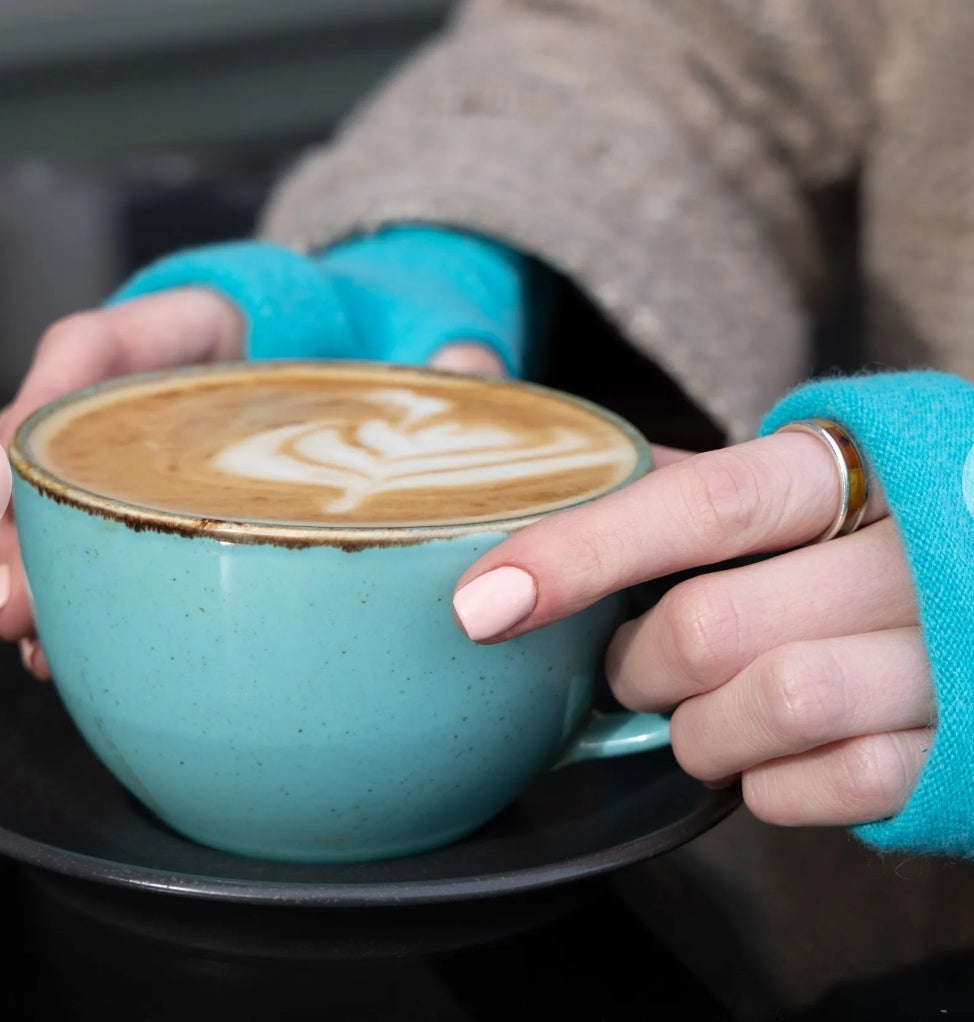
[[453, 566, 537, 642], [0, 563, 9, 611]]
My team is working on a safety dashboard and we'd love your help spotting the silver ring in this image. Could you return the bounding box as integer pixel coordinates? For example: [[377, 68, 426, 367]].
[[776, 418, 868, 542]]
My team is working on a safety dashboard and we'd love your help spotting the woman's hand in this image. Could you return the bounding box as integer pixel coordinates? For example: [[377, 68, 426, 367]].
[[451, 430, 935, 828], [0, 288, 245, 678], [0, 286, 504, 680]]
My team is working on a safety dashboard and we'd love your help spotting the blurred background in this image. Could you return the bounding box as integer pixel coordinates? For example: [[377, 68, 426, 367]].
[[0, 0, 456, 401]]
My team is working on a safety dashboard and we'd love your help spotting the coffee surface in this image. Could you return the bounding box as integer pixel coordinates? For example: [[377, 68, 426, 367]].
[[28, 364, 642, 527]]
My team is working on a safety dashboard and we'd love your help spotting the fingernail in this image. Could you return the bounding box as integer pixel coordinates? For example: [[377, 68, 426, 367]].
[[453, 566, 537, 641], [19, 636, 39, 674], [0, 453, 11, 515], [0, 564, 9, 611], [19, 636, 51, 679]]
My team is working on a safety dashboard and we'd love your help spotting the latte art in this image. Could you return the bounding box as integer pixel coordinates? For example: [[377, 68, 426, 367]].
[[215, 388, 633, 515], [26, 364, 645, 528]]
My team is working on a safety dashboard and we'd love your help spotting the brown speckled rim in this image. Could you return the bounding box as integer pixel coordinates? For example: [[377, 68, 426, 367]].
[[9, 361, 653, 549]]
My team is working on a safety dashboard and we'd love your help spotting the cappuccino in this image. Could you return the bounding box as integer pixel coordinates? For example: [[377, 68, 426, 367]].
[[25, 363, 642, 528], [11, 360, 664, 862]]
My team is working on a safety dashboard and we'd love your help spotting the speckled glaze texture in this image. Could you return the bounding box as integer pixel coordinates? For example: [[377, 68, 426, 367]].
[[12, 475, 668, 863]]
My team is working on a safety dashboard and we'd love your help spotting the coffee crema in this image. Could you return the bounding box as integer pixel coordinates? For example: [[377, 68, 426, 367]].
[[26, 363, 643, 527]]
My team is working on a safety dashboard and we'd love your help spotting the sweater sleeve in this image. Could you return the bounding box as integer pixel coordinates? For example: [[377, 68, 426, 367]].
[[760, 370, 974, 858], [259, 0, 886, 441], [107, 226, 536, 377]]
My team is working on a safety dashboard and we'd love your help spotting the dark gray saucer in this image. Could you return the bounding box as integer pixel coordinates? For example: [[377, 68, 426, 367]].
[[0, 646, 739, 909]]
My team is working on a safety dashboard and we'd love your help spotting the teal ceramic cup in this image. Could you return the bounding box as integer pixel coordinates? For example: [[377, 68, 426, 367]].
[[9, 362, 670, 862]]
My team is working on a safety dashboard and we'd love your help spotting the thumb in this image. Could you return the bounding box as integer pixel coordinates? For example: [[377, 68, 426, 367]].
[[0, 287, 243, 453]]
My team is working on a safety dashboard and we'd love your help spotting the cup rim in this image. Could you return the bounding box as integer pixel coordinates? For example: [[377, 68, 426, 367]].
[[9, 360, 653, 548]]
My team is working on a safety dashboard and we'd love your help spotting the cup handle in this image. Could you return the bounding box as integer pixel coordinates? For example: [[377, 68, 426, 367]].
[[554, 710, 671, 769]]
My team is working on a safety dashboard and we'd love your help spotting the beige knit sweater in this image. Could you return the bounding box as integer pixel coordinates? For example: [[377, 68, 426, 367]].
[[259, 0, 974, 442]]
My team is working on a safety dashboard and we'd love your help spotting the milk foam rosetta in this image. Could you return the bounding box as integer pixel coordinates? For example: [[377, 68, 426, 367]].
[[30, 365, 642, 526], [215, 387, 632, 514]]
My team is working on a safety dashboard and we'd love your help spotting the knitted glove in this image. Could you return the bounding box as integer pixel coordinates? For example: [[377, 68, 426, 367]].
[[109, 225, 536, 377], [762, 370, 974, 858]]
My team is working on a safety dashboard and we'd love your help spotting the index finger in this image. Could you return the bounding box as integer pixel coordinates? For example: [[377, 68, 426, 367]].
[[451, 430, 881, 642]]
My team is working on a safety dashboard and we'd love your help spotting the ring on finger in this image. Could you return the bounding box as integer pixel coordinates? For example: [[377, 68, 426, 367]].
[[776, 418, 867, 542]]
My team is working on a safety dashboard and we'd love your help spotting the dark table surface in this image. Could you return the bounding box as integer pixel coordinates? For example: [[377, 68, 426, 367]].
[[1, 862, 733, 1021]]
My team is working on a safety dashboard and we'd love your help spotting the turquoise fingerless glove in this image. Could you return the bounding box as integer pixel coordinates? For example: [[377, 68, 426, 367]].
[[108, 226, 540, 378], [761, 370, 974, 858]]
